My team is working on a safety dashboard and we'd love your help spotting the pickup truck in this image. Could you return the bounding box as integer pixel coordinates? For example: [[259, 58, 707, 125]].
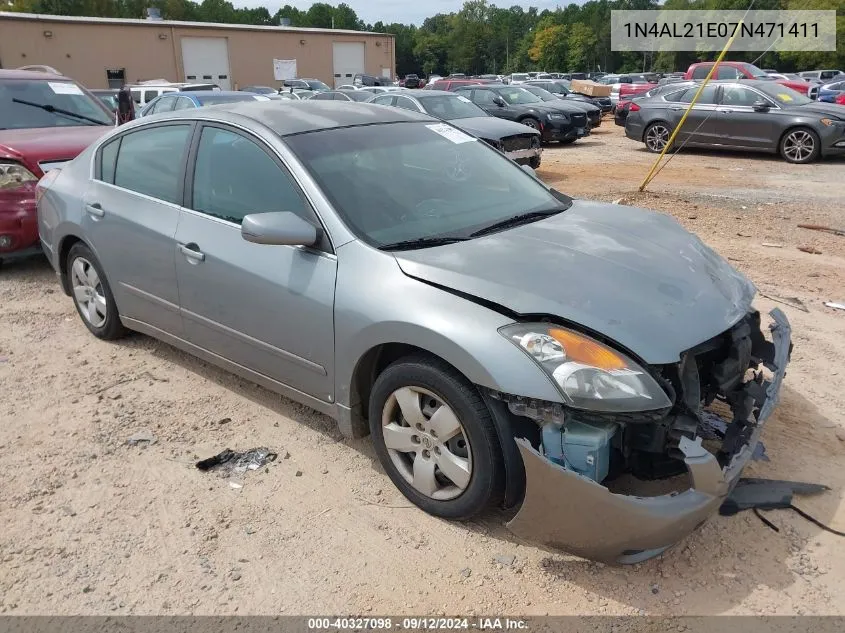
[[684, 62, 813, 97]]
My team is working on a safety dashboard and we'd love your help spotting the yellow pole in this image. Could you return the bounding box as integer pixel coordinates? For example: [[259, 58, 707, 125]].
[[638, 20, 744, 192]]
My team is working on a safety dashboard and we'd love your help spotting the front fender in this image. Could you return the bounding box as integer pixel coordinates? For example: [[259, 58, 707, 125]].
[[333, 240, 562, 410]]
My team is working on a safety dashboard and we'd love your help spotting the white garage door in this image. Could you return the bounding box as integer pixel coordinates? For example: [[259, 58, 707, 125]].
[[332, 42, 365, 88], [181, 37, 231, 90]]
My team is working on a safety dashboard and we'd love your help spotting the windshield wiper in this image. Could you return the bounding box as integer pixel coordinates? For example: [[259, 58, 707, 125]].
[[12, 98, 111, 126], [378, 236, 470, 251], [469, 208, 565, 238]]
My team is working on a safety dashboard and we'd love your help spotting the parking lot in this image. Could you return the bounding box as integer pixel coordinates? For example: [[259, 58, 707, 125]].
[[1, 122, 844, 616]]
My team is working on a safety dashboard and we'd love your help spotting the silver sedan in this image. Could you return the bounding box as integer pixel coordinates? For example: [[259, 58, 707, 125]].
[[36, 101, 791, 564]]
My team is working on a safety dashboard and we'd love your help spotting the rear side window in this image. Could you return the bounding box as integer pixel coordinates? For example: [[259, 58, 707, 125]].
[[691, 66, 710, 79], [680, 86, 718, 104], [717, 66, 742, 80], [144, 90, 158, 103], [113, 124, 191, 204], [99, 138, 120, 184]]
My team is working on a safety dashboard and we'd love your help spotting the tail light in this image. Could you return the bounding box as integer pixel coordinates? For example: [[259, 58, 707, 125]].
[[629, 103, 641, 112], [0, 161, 37, 191], [35, 168, 62, 205]]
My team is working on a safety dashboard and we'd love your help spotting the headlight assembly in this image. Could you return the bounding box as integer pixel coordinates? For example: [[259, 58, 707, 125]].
[[546, 113, 568, 121], [0, 161, 38, 191], [500, 324, 673, 413]]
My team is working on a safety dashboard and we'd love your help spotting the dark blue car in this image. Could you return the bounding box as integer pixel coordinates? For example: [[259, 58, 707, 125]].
[[139, 90, 268, 116], [817, 79, 845, 103]]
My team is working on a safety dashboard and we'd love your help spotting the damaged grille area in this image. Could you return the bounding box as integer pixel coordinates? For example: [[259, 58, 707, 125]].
[[501, 134, 538, 153]]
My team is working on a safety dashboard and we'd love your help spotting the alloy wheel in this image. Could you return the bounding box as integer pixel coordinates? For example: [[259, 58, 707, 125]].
[[70, 257, 107, 328], [522, 118, 540, 130], [782, 130, 815, 162], [645, 124, 670, 151], [381, 386, 472, 501]]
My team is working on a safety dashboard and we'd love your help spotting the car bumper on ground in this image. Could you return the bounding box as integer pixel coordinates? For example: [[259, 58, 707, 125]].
[[506, 309, 791, 565], [0, 183, 40, 258]]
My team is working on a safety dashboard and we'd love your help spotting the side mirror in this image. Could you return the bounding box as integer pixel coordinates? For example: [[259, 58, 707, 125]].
[[752, 100, 771, 112], [493, 96, 507, 107], [241, 212, 319, 247]]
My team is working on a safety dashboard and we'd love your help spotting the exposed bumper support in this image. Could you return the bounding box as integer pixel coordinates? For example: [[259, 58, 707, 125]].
[[506, 309, 791, 564]]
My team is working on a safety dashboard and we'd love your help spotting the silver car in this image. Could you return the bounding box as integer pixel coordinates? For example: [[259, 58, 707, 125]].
[[36, 101, 791, 564]]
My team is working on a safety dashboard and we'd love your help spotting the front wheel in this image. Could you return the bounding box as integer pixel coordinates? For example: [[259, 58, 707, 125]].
[[66, 243, 126, 340], [780, 127, 820, 164], [520, 117, 541, 131], [644, 122, 671, 153], [368, 356, 504, 520]]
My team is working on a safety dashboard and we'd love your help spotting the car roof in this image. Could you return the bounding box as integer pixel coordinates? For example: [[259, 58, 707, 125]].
[[414, 90, 458, 98], [140, 101, 436, 136], [0, 69, 71, 81], [173, 90, 245, 97]]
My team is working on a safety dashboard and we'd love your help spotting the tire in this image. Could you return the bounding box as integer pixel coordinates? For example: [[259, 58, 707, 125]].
[[368, 355, 505, 520], [529, 155, 541, 169], [66, 242, 126, 340], [643, 121, 672, 153], [520, 117, 541, 131], [779, 127, 820, 164]]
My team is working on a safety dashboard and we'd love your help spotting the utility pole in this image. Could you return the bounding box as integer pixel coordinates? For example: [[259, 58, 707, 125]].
[[506, 33, 510, 71]]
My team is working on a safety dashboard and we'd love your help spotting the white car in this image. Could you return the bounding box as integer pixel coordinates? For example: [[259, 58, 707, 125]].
[[509, 73, 530, 85]]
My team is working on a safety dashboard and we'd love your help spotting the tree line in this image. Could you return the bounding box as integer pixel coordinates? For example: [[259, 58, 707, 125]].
[[8, 0, 845, 76]]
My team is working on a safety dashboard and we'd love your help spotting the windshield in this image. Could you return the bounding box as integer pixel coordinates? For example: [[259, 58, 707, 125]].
[[285, 122, 570, 248], [0, 79, 112, 129], [196, 94, 262, 105], [756, 83, 813, 106], [418, 95, 487, 120], [523, 86, 556, 101], [306, 80, 330, 90], [511, 74, 529, 81], [495, 87, 542, 104], [741, 63, 769, 78]]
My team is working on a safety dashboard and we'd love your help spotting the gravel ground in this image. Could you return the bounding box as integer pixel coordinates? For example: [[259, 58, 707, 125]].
[[1, 122, 844, 616]]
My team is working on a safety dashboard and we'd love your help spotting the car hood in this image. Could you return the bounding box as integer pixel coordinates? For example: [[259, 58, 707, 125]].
[[0, 126, 110, 172], [794, 101, 845, 118], [451, 116, 539, 140], [393, 200, 756, 364]]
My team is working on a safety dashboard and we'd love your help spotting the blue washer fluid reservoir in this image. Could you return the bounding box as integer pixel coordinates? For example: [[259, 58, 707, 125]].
[[541, 420, 617, 483]]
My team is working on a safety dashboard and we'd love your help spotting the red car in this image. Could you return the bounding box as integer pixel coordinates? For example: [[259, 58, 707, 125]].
[[0, 69, 113, 264], [684, 62, 811, 95], [836, 93, 845, 106]]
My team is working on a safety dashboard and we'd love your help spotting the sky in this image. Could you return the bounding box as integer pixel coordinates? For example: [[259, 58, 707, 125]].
[[231, 1, 567, 27]]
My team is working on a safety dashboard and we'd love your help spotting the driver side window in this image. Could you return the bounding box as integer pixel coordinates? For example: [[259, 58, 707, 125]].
[[191, 126, 311, 225]]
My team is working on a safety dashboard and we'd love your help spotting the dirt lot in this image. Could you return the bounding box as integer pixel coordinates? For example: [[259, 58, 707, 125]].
[[1, 122, 844, 617]]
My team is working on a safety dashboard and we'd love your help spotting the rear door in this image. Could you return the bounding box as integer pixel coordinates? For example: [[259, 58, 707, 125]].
[[670, 85, 720, 145], [174, 123, 337, 401], [83, 122, 193, 335]]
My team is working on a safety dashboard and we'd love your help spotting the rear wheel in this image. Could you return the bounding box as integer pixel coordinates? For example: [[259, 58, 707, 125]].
[[780, 127, 820, 164], [368, 356, 504, 520], [644, 122, 671, 153], [66, 243, 126, 340]]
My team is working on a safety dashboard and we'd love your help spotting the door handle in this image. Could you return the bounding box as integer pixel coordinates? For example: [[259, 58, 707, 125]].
[[717, 108, 733, 113], [669, 107, 684, 111], [179, 243, 205, 262], [85, 202, 105, 218]]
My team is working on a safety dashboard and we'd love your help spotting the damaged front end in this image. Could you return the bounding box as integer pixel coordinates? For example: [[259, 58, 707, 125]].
[[496, 308, 792, 564]]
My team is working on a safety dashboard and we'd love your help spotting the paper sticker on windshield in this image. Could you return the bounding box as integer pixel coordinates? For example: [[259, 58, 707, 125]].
[[48, 82, 84, 95], [776, 93, 793, 102], [456, 95, 472, 103], [426, 123, 475, 144]]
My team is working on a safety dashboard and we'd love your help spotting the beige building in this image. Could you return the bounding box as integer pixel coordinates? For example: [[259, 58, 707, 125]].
[[0, 11, 395, 90]]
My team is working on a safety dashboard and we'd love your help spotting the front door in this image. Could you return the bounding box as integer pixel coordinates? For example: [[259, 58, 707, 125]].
[[174, 123, 337, 402], [83, 122, 193, 335], [715, 85, 777, 150]]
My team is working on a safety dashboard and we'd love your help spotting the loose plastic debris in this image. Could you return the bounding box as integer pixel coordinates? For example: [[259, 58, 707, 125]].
[[195, 447, 278, 477], [825, 302, 845, 311], [126, 430, 157, 447]]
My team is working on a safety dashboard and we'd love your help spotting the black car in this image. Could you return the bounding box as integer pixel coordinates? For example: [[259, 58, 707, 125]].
[[353, 73, 393, 87], [454, 85, 588, 144], [525, 80, 612, 113], [521, 84, 602, 128], [368, 90, 543, 168], [404, 74, 421, 89]]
